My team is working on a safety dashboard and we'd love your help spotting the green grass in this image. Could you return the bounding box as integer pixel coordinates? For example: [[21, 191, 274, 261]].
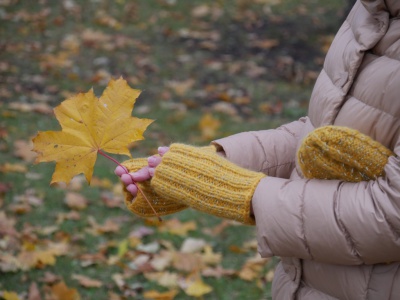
[[0, 0, 347, 299]]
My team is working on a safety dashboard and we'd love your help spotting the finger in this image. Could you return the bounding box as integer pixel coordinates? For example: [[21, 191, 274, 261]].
[[148, 155, 162, 168], [115, 165, 127, 176], [126, 184, 138, 196], [121, 174, 133, 185], [158, 146, 170, 157], [131, 167, 151, 181], [148, 167, 155, 177]]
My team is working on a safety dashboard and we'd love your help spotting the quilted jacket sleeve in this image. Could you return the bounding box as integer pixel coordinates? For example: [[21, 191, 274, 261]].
[[212, 118, 307, 178], [252, 151, 400, 265]]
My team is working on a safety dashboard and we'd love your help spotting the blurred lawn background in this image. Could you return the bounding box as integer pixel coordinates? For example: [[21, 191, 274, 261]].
[[0, 0, 350, 299]]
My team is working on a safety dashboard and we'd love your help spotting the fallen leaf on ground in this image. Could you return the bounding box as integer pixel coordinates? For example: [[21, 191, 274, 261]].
[[199, 113, 221, 140], [1, 291, 21, 300], [143, 289, 178, 300], [201, 245, 222, 265], [0, 163, 27, 173], [27, 282, 41, 300], [202, 266, 237, 278], [49, 281, 80, 300], [14, 140, 37, 162], [72, 274, 103, 288], [158, 218, 196, 236], [180, 238, 206, 253], [65, 192, 87, 210], [182, 276, 212, 297], [172, 252, 203, 272], [144, 272, 179, 289], [87, 216, 120, 234]]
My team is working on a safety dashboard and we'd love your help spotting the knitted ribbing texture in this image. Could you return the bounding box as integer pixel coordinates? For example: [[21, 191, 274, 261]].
[[121, 157, 187, 217], [297, 126, 393, 182], [151, 144, 266, 225]]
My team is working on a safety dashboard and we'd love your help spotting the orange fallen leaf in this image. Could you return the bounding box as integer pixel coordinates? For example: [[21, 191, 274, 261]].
[[143, 289, 178, 300], [50, 281, 80, 300], [32, 77, 153, 184], [0, 163, 27, 173]]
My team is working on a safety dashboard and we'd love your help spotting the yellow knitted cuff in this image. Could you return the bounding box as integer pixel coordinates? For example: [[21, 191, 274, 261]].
[[151, 144, 266, 225], [121, 157, 187, 218], [297, 126, 393, 182]]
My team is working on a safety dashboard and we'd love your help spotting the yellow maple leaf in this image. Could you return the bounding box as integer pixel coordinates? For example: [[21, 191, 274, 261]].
[[32, 78, 153, 184], [185, 278, 212, 297]]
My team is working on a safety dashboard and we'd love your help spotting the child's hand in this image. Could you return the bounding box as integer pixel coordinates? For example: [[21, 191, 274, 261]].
[[114, 146, 170, 197]]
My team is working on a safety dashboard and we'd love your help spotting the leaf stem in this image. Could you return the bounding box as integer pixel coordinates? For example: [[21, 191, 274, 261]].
[[98, 149, 162, 222]]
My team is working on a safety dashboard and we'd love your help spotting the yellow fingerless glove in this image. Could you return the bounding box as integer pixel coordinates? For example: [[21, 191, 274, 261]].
[[298, 126, 394, 181], [121, 157, 187, 217], [151, 144, 266, 225]]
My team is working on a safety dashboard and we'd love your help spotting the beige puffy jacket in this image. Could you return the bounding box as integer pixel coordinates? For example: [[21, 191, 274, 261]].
[[214, 0, 400, 299]]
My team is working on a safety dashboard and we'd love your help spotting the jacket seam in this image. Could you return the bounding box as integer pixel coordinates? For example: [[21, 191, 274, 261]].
[[251, 132, 270, 172], [335, 181, 365, 264], [372, 189, 400, 241], [260, 125, 299, 173], [278, 124, 298, 137], [300, 180, 314, 260], [264, 160, 295, 172], [351, 94, 400, 120], [365, 265, 375, 300]]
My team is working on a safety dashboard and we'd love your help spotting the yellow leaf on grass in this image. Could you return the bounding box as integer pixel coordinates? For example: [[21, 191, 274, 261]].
[[117, 239, 129, 258], [201, 245, 222, 266], [159, 218, 197, 236], [35, 250, 56, 266], [199, 113, 220, 140], [32, 77, 153, 184], [2, 291, 21, 300], [185, 279, 212, 297]]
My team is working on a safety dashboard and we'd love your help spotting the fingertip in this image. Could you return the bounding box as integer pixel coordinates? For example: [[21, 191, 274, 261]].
[[127, 184, 138, 196], [131, 167, 151, 181], [158, 146, 169, 156], [115, 166, 125, 176], [148, 167, 155, 177], [121, 173, 133, 185], [148, 155, 161, 167]]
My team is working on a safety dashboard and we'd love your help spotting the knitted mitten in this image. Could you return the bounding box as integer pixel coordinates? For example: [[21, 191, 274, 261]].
[[297, 126, 394, 182], [121, 157, 187, 217], [151, 144, 266, 225]]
